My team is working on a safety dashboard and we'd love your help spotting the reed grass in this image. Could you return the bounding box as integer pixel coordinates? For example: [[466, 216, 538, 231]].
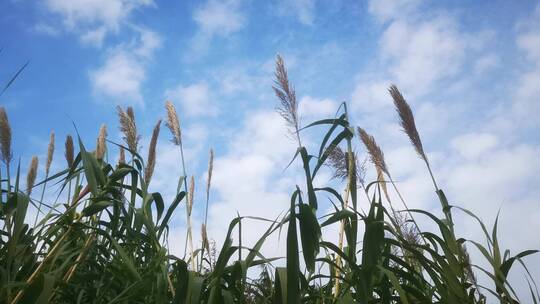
[[0, 107, 12, 166], [95, 124, 107, 161], [25, 156, 38, 195], [144, 119, 161, 186], [0, 57, 537, 304]]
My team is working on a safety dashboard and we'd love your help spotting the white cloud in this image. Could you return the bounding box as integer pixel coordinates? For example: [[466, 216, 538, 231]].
[[188, 0, 245, 57], [277, 0, 316, 25], [89, 28, 161, 104], [164, 83, 217, 117], [80, 26, 107, 47], [193, 0, 245, 37], [43, 0, 153, 46], [451, 132, 498, 159], [90, 51, 145, 103], [207, 110, 298, 258], [513, 3, 540, 122], [368, 0, 423, 23], [133, 27, 162, 59], [350, 80, 392, 113], [517, 32, 540, 62], [298, 96, 337, 119], [380, 16, 467, 96], [34, 22, 60, 36], [350, 11, 474, 115], [473, 53, 499, 74]]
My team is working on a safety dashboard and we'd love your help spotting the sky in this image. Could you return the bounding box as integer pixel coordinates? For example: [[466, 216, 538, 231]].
[[1, 0, 540, 298]]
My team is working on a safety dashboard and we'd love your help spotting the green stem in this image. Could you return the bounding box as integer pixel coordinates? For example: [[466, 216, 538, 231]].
[[33, 172, 49, 227]]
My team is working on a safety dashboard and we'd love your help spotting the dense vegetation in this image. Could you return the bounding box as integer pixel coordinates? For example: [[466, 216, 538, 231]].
[[0, 56, 537, 303]]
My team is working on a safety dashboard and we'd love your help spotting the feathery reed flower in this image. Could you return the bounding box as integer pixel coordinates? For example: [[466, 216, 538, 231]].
[[327, 146, 365, 185], [26, 156, 38, 195], [144, 120, 161, 186], [201, 223, 210, 253], [273, 55, 301, 145], [0, 107, 12, 165], [65, 135, 74, 168], [165, 101, 182, 146], [389, 85, 427, 162], [46, 131, 55, 175], [96, 124, 107, 161], [357, 127, 388, 176], [389, 85, 440, 193], [118, 147, 126, 165], [206, 148, 213, 200], [127, 107, 135, 122], [117, 106, 139, 152], [203, 148, 214, 226]]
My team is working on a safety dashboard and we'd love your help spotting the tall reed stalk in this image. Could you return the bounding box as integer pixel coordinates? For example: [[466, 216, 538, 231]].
[[33, 131, 54, 227]]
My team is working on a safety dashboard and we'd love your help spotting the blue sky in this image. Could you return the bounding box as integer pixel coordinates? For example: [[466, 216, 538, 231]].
[[2, 0, 540, 297]]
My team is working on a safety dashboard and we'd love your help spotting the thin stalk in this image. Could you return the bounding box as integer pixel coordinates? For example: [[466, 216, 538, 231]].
[[11, 226, 73, 304], [186, 211, 195, 270], [334, 103, 357, 297], [176, 142, 194, 270], [33, 172, 48, 227], [387, 177, 427, 245], [238, 217, 242, 261]]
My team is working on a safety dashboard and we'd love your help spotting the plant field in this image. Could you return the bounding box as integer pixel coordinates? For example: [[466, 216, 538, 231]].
[[0, 56, 538, 304]]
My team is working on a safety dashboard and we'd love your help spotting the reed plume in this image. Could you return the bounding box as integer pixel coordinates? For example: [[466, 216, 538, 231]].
[[327, 146, 365, 185], [118, 147, 126, 165], [117, 106, 139, 152], [0, 107, 12, 165], [144, 120, 161, 186], [206, 149, 213, 203], [201, 223, 210, 258], [204, 148, 214, 228], [357, 126, 426, 245], [46, 131, 55, 175], [96, 124, 107, 161], [389, 85, 427, 161], [65, 135, 74, 168], [165, 101, 181, 146], [34, 131, 55, 226], [127, 107, 135, 122], [357, 127, 388, 176], [389, 85, 438, 190], [273, 55, 301, 146], [199, 149, 214, 272], [26, 156, 38, 195]]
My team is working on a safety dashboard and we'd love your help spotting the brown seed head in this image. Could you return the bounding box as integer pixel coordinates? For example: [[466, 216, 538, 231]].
[[273, 55, 300, 143], [26, 156, 38, 195], [118, 146, 126, 165], [96, 124, 107, 161], [164, 101, 182, 146], [201, 223, 210, 252], [327, 146, 365, 185], [127, 106, 135, 122], [206, 148, 214, 199], [65, 135, 74, 168], [389, 85, 427, 162], [0, 107, 13, 164], [117, 106, 140, 152], [144, 119, 161, 186], [357, 127, 389, 176], [46, 131, 55, 175]]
